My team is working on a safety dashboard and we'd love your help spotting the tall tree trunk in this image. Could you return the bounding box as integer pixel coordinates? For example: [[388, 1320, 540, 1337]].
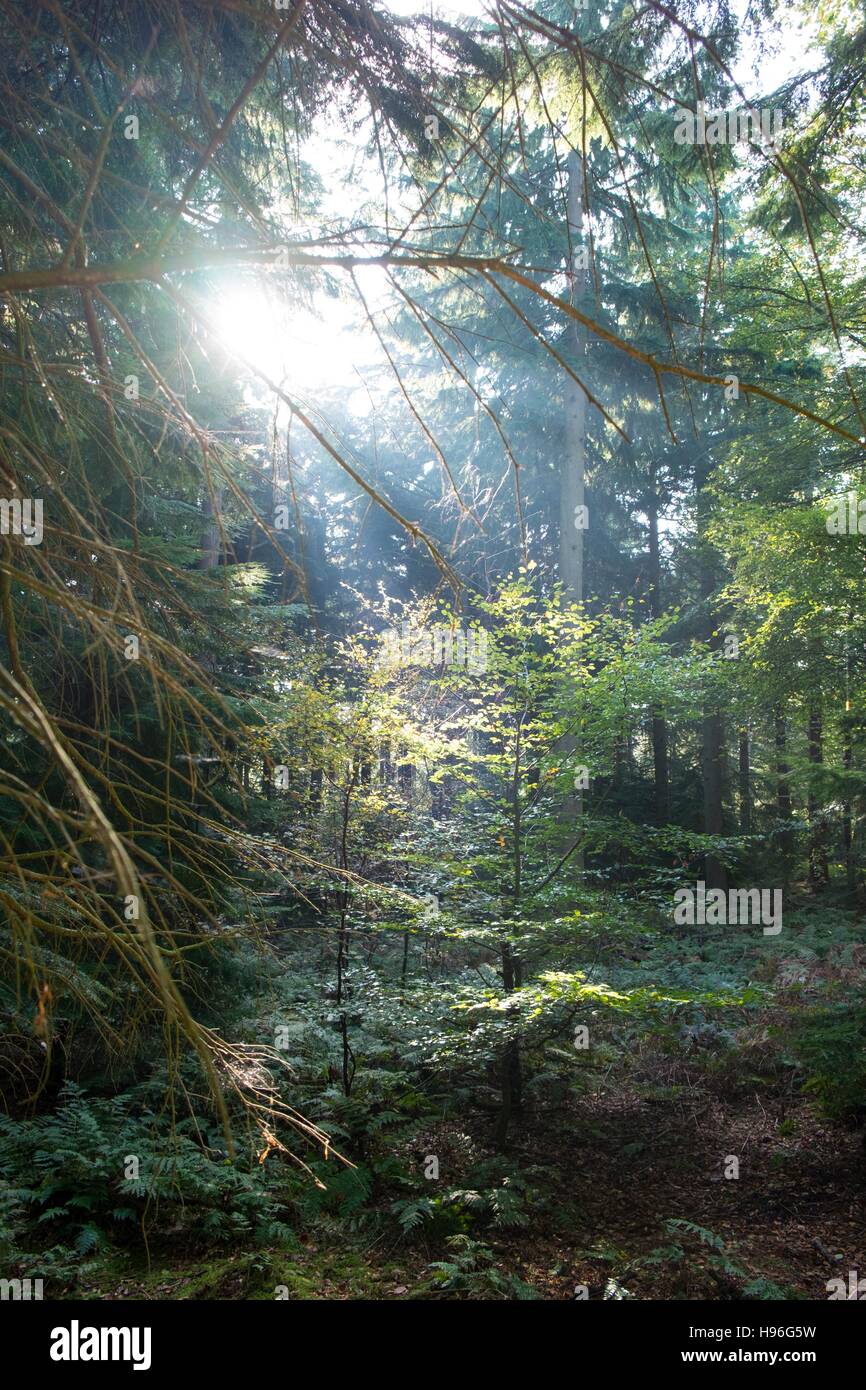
[[335, 783, 355, 1096], [702, 711, 726, 889], [738, 726, 752, 835], [558, 149, 587, 604], [843, 696, 855, 894], [775, 705, 793, 888], [496, 940, 523, 1150], [695, 452, 727, 892], [647, 468, 669, 824], [496, 714, 525, 1149], [807, 703, 829, 888], [775, 707, 791, 822], [557, 150, 588, 848]]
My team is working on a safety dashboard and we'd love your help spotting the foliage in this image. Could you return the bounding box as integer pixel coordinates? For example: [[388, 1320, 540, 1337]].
[[0, 0, 864, 1305]]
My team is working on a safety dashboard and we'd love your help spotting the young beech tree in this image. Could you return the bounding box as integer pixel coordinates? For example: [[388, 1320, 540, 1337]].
[[371, 575, 703, 1143]]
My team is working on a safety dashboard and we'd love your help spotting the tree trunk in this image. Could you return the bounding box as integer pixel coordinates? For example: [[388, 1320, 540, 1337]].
[[775, 705, 793, 888], [738, 726, 752, 835], [496, 718, 525, 1149], [198, 486, 222, 570], [335, 785, 355, 1096], [695, 451, 727, 892], [309, 766, 323, 813], [397, 745, 414, 798], [378, 743, 392, 786], [702, 710, 727, 890], [647, 471, 669, 824], [558, 149, 587, 604], [557, 150, 588, 846], [843, 704, 855, 893], [775, 707, 791, 821], [495, 939, 523, 1150], [807, 704, 829, 888]]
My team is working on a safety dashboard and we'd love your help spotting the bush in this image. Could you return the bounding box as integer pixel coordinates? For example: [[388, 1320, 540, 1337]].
[[0, 1081, 296, 1262], [791, 1005, 866, 1126]]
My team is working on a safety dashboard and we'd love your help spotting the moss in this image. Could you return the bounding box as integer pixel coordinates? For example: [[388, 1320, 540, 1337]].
[[73, 1242, 424, 1301]]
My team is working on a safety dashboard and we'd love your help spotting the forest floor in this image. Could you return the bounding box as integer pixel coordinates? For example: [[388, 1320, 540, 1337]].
[[76, 1040, 864, 1301], [495, 1072, 864, 1300]]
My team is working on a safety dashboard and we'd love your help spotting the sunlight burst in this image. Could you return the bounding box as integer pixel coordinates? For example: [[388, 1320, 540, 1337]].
[[212, 282, 366, 394]]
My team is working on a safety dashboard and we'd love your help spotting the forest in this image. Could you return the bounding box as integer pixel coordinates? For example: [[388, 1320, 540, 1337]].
[[0, 0, 865, 1313]]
